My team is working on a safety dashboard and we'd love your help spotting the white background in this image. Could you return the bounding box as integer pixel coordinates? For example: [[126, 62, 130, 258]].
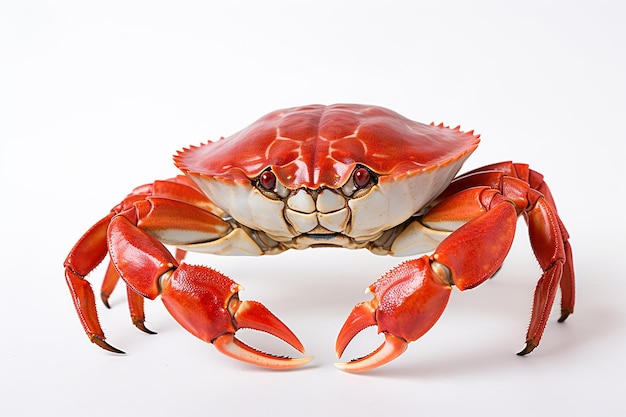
[[2, 1, 625, 416]]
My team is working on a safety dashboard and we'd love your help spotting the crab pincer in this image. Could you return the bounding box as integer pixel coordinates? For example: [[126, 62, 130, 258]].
[[160, 264, 313, 369], [335, 256, 452, 372]]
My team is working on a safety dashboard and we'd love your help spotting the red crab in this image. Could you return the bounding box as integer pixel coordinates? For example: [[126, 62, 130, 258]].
[[64, 104, 574, 372]]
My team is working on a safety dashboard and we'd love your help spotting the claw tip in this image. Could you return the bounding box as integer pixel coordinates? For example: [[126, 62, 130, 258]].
[[335, 333, 408, 373], [214, 334, 313, 370]]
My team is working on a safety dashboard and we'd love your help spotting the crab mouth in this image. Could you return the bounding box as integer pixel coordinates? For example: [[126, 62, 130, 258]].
[[288, 231, 377, 250], [305, 233, 340, 241], [295, 233, 351, 249]]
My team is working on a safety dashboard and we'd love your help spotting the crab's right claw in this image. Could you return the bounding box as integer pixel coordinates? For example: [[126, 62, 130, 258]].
[[335, 256, 452, 372], [160, 264, 313, 370], [335, 299, 409, 372]]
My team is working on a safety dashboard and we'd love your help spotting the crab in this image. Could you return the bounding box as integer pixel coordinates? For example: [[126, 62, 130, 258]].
[[64, 104, 574, 372]]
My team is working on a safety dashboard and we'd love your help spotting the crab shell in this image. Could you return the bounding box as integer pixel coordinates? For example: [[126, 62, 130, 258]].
[[174, 104, 480, 246]]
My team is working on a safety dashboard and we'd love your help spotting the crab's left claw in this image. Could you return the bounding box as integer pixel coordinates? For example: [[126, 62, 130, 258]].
[[335, 256, 452, 372], [160, 264, 313, 369], [213, 298, 314, 369]]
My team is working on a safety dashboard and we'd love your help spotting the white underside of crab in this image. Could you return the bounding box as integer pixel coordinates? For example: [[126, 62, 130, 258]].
[[186, 156, 467, 257]]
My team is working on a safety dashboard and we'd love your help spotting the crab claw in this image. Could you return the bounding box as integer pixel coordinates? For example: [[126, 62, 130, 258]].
[[335, 256, 452, 372], [160, 264, 312, 369], [213, 298, 313, 369], [335, 299, 408, 372]]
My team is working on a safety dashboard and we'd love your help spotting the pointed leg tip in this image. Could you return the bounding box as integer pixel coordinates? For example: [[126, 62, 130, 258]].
[[516, 340, 537, 356], [100, 293, 111, 309], [91, 335, 125, 354], [133, 319, 157, 335], [558, 309, 572, 323]]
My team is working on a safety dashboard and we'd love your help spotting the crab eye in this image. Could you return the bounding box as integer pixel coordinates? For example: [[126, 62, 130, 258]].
[[353, 167, 372, 188], [341, 166, 378, 197], [259, 170, 277, 191]]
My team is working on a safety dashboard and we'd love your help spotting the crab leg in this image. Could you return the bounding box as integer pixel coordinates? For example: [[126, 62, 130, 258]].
[[98, 176, 227, 331], [100, 176, 216, 307], [337, 175, 570, 371], [65, 212, 123, 353], [101, 246, 187, 335], [65, 177, 311, 368], [436, 162, 575, 320]]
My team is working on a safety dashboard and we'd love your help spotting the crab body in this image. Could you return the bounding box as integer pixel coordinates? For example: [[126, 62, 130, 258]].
[[174, 104, 478, 254], [64, 104, 575, 372]]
